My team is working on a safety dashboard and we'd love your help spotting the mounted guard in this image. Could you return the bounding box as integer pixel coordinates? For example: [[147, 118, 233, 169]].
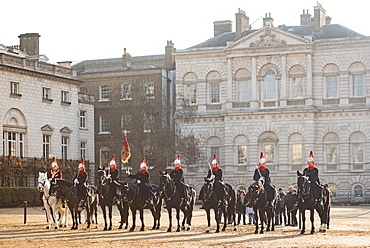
[[303, 151, 324, 207], [169, 155, 191, 206], [107, 154, 121, 203], [253, 152, 276, 208], [73, 158, 89, 204]]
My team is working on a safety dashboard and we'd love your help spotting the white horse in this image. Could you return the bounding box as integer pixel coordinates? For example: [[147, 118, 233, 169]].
[[38, 172, 69, 229]]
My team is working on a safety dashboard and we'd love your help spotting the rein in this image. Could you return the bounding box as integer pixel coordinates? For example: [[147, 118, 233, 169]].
[[162, 177, 176, 201], [98, 174, 110, 199]]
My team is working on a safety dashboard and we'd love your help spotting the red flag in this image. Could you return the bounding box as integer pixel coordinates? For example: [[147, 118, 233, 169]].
[[121, 131, 131, 163]]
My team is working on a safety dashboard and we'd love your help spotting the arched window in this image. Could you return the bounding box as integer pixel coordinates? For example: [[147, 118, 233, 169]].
[[235, 69, 250, 102], [323, 64, 339, 98], [100, 146, 110, 167], [289, 133, 304, 171], [350, 132, 365, 170], [349, 62, 366, 97], [184, 72, 197, 104], [3, 108, 27, 157], [207, 71, 221, 104], [259, 132, 278, 169], [289, 65, 305, 99], [323, 132, 339, 170], [264, 69, 276, 100], [207, 136, 221, 162], [234, 135, 248, 167], [354, 185, 363, 197]]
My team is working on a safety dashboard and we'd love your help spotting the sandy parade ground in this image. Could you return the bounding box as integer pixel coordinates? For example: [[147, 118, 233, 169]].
[[0, 205, 370, 248]]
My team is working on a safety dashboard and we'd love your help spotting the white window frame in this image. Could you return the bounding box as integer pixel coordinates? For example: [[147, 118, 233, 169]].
[[263, 143, 275, 164], [43, 134, 50, 158], [99, 116, 110, 134], [186, 84, 197, 104], [237, 80, 249, 102], [42, 87, 51, 100], [61, 91, 70, 103], [99, 85, 110, 101], [326, 143, 337, 164], [61, 136, 68, 159], [292, 143, 303, 164], [264, 69, 277, 100], [121, 114, 132, 132], [10, 81, 19, 95], [144, 82, 155, 99], [291, 77, 304, 99], [209, 82, 220, 103], [80, 142, 87, 159], [325, 76, 338, 98], [121, 84, 132, 100], [237, 145, 247, 165], [352, 74, 364, 97], [80, 110, 87, 129]]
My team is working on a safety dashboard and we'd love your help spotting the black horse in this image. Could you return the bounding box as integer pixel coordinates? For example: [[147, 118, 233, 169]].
[[159, 171, 196, 232], [50, 179, 94, 230], [296, 171, 331, 234], [247, 180, 276, 234], [201, 177, 237, 233], [121, 180, 162, 231], [97, 169, 128, 230]]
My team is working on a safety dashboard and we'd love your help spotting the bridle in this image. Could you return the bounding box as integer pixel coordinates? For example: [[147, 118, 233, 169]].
[[248, 180, 264, 206], [298, 175, 311, 200], [160, 174, 176, 201], [203, 180, 214, 202], [97, 170, 110, 198]]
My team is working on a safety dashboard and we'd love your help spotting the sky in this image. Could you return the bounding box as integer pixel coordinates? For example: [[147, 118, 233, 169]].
[[1, 0, 368, 64]]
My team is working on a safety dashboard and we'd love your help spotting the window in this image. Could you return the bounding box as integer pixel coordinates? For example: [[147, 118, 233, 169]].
[[326, 76, 337, 98], [210, 147, 220, 161], [80, 111, 87, 129], [292, 78, 304, 99], [121, 84, 132, 100], [353, 143, 363, 163], [144, 82, 155, 99], [264, 144, 274, 163], [8, 132, 16, 156], [43, 135, 50, 158], [99, 85, 110, 101], [100, 146, 110, 167], [144, 113, 154, 132], [210, 82, 220, 103], [79, 87, 87, 94], [326, 144, 337, 163], [264, 69, 276, 100], [353, 75, 363, 97], [10, 82, 20, 96], [61, 91, 70, 104], [42, 87, 51, 100], [292, 144, 302, 163], [61, 136, 68, 159], [237, 145, 247, 164], [19, 133, 24, 158], [121, 114, 132, 132], [238, 81, 249, 101], [99, 116, 110, 133], [354, 185, 363, 197], [186, 84, 197, 104], [80, 142, 86, 159]]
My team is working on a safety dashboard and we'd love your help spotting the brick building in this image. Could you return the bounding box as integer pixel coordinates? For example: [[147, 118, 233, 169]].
[[174, 4, 370, 203]]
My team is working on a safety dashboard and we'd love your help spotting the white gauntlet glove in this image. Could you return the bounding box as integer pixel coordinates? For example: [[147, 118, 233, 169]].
[[210, 175, 215, 180], [137, 179, 141, 184], [126, 171, 131, 175], [107, 174, 111, 179], [74, 179, 79, 184]]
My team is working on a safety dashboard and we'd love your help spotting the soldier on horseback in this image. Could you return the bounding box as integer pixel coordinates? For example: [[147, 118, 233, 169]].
[[73, 158, 89, 205], [253, 152, 276, 208], [170, 155, 190, 206], [303, 151, 324, 207], [199, 154, 229, 208], [126, 157, 155, 205], [40, 157, 63, 208]]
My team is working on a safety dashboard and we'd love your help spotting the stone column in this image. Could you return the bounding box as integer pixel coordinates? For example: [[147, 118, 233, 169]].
[[226, 57, 233, 109], [306, 52, 313, 101], [251, 56, 258, 108], [280, 54, 287, 106]]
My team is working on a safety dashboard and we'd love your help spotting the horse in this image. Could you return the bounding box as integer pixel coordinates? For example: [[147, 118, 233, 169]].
[[296, 171, 331, 234], [247, 180, 276, 234], [121, 180, 161, 231], [37, 172, 68, 229], [50, 178, 95, 230], [159, 171, 196, 232], [78, 191, 99, 228], [97, 169, 127, 230], [201, 177, 237, 233]]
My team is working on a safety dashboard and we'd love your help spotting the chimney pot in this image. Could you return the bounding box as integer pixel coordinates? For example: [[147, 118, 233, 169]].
[[235, 9, 249, 39]]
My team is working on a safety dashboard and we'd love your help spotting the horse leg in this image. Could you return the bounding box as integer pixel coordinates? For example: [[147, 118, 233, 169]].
[[102, 205, 108, 230], [44, 200, 51, 229], [259, 209, 264, 234], [176, 208, 181, 232], [215, 208, 220, 233], [149, 206, 156, 230], [50, 198, 59, 229], [94, 202, 99, 228], [86, 199, 91, 228], [205, 208, 211, 233], [63, 204, 69, 228], [139, 208, 145, 231], [266, 210, 271, 231], [300, 209, 305, 234], [310, 209, 315, 234], [187, 206, 193, 230], [129, 208, 136, 232], [156, 203, 161, 230], [254, 207, 259, 234], [222, 207, 227, 231], [117, 203, 123, 229], [271, 209, 275, 231], [327, 206, 331, 230], [167, 207, 172, 232], [108, 204, 113, 230]]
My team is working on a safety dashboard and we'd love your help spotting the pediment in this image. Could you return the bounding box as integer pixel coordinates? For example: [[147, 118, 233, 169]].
[[227, 26, 312, 50], [60, 126, 73, 134], [41, 124, 55, 132]]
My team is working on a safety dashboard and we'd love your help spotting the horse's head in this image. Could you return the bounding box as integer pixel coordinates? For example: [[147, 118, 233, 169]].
[[37, 172, 47, 192], [159, 171, 171, 190], [97, 169, 107, 185], [203, 177, 214, 201], [297, 170, 310, 196], [247, 180, 263, 205]]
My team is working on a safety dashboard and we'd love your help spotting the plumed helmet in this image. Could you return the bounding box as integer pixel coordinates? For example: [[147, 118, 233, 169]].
[[51, 157, 58, 168], [78, 158, 85, 168], [259, 152, 266, 164], [140, 157, 147, 169], [307, 151, 315, 163], [109, 154, 116, 166], [174, 154, 181, 165], [211, 154, 218, 165]]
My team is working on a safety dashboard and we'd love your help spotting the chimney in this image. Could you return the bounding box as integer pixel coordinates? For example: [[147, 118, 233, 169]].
[[57, 61, 72, 68], [213, 20, 232, 37], [122, 48, 132, 67], [314, 2, 326, 32], [326, 16, 332, 25], [300, 9, 312, 25], [19, 33, 40, 56], [263, 13, 274, 27], [165, 40, 175, 70], [235, 8, 249, 39]]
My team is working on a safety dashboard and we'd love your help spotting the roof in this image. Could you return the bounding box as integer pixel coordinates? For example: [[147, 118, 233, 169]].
[[188, 24, 366, 49], [79, 64, 161, 74]]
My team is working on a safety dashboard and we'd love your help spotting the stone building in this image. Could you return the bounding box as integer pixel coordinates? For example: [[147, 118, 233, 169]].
[[0, 33, 95, 186], [72, 42, 176, 181], [174, 4, 370, 203]]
